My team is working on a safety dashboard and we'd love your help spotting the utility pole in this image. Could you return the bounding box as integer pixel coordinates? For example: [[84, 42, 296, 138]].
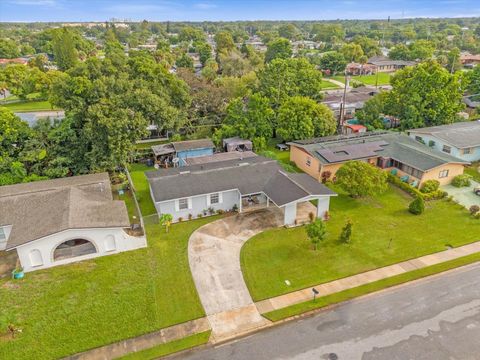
[[339, 70, 348, 134]]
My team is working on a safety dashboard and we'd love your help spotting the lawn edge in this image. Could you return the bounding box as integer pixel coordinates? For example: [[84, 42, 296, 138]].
[[262, 252, 480, 322]]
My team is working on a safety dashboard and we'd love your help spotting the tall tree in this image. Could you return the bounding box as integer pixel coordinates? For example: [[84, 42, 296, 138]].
[[318, 51, 347, 75], [52, 28, 78, 71], [265, 37, 292, 63], [214, 30, 235, 54], [336, 161, 388, 198], [385, 60, 467, 129]]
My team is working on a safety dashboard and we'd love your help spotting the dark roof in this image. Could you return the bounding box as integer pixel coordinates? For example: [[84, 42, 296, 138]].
[[184, 151, 257, 166], [147, 157, 335, 207], [368, 56, 416, 67], [151, 143, 175, 156], [0, 173, 130, 250], [172, 139, 215, 152], [408, 121, 480, 148], [322, 87, 379, 107], [289, 132, 469, 171]]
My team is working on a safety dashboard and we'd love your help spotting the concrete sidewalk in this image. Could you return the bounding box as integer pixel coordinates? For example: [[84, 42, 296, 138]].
[[256, 240, 480, 314], [65, 318, 210, 360]]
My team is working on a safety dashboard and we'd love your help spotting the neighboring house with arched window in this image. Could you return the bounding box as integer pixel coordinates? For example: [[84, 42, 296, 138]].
[[0, 173, 146, 272]]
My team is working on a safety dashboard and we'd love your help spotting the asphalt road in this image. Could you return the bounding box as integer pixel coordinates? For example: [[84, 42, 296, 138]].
[[175, 262, 480, 360]]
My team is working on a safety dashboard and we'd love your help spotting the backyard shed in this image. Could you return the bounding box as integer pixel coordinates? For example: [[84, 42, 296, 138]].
[[223, 137, 253, 152]]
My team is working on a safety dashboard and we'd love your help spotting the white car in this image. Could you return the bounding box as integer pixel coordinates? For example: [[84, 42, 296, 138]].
[[474, 186, 480, 196]]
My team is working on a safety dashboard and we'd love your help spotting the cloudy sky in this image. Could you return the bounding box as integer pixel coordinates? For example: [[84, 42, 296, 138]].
[[1, 0, 479, 22]]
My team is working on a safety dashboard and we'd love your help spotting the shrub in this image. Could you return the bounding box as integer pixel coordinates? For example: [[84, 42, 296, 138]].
[[252, 137, 267, 151], [216, 209, 225, 215], [188, 213, 193, 220], [308, 212, 315, 223], [197, 213, 203, 218], [451, 174, 472, 188], [409, 196, 425, 215], [321, 171, 332, 184], [208, 207, 215, 215], [338, 220, 353, 244], [336, 161, 388, 197], [428, 140, 435, 147], [470, 205, 480, 215], [178, 217, 183, 222], [232, 204, 239, 212], [420, 180, 440, 193]]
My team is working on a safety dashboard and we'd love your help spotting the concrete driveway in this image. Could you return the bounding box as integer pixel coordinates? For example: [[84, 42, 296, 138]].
[[442, 180, 480, 209], [188, 208, 283, 340]]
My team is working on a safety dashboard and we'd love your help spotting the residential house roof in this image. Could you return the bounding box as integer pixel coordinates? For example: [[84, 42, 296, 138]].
[[407, 121, 480, 149], [322, 87, 379, 109], [0, 173, 129, 250], [146, 157, 336, 207], [185, 151, 257, 166], [367, 56, 416, 67], [288, 131, 469, 172], [172, 139, 215, 152]]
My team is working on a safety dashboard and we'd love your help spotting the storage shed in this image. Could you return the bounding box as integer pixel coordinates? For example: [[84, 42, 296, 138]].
[[223, 137, 253, 152]]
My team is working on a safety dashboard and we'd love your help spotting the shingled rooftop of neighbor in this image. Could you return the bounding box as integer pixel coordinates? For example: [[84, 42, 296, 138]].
[[146, 156, 335, 206]]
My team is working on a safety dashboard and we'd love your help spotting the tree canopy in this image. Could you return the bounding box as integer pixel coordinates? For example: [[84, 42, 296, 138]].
[[336, 161, 388, 197], [265, 37, 292, 63]]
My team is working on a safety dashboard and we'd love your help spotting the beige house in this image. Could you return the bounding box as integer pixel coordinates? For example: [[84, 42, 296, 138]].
[[288, 132, 469, 188]]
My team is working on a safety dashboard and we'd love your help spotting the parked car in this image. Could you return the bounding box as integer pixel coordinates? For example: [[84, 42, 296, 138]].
[[474, 186, 480, 196]]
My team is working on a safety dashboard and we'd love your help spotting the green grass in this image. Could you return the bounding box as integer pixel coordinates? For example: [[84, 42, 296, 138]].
[[1, 100, 60, 112], [263, 139, 302, 173], [320, 80, 340, 89], [465, 162, 480, 182], [0, 217, 217, 359], [241, 185, 479, 301], [113, 188, 141, 224], [331, 72, 391, 86], [129, 163, 158, 217], [119, 331, 211, 360], [1, 92, 42, 102], [264, 252, 480, 322]]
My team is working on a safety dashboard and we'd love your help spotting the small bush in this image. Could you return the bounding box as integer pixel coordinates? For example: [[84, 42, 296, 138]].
[[470, 205, 480, 215], [188, 213, 193, 220], [420, 180, 440, 193], [208, 207, 215, 215], [197, 213, 203, 218], [308, 212, 315, 223], [338, 220, 353, 244], [451, 174, 472, 188], [232, 204, 239, 212], [178, 217, 183, 222], [409, 196, 425, 215], [216, 209, 225, 215]]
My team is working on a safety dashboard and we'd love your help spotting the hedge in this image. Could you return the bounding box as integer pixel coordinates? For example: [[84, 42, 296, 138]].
[[387, 173, 447, 200]]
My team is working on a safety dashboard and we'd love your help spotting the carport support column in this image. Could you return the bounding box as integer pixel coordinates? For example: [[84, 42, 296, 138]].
[[316, 197, 330, 220], [283, 203, 297, 226]]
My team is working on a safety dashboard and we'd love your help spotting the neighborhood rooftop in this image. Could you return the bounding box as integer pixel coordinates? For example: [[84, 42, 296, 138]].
[[0, 173, 129, 250], [408, 121, 480, 148], [146, 156, 335, 206], [288, 131, 469, 171]]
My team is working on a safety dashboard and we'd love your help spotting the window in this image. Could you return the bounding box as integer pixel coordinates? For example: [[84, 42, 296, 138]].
[[210, 193, 219, 204], [306, 157, 311, 166], [439, 169, 449, 178], [178, 198, 189, 210], [442, 145, 451, 154], [53, 239, 96, 261], [463, 148, 473, 155], [415, 136, 423, 142]]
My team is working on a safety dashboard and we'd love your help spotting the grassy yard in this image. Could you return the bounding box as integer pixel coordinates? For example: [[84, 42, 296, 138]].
[[1, 99, 59, 112], [241, 185, 479, 301], [129, 163, 157, 217], [119, 331, 211, 360], [465, 162, 480, 182], [0, 216, 216, 359], [320, 80, 340, 89], [113, 188, 141, 225], [331, 72, 391, 86]]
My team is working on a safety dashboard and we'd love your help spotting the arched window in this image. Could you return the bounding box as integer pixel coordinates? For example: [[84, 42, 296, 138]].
[[53, 239, 97, 261]]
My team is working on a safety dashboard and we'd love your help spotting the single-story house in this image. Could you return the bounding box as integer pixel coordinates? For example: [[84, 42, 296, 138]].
[[322, 87, 379, 119], [367, 56, 416, 73], [407, 121, 480, 162], [0, 173, 146, 272], [288, 131, 469, 187], [184, 150, 257, 166], [346, 62, 377, 75], [152, 139, 215, 167], [146, 156, 336, 226], [460, 54, 480, 66]]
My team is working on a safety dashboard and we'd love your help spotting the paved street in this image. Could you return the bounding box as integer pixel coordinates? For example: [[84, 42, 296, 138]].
[[176, 262, 480, 360]]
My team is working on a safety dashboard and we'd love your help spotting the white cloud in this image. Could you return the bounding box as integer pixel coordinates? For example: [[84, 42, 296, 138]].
[[8, 0, 56, 5], [194, 2, 217, 9]]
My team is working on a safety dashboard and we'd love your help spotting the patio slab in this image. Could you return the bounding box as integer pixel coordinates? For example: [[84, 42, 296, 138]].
[[442, 180, 480, 209]]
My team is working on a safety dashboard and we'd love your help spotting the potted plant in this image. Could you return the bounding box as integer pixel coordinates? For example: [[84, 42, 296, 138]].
[[12, 267, 24, 280]]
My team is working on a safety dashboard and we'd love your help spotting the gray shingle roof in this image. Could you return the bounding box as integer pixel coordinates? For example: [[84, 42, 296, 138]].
[[289, 132, 469, 172], [147, 157, 335, 207], [408, 121, 480, 148], [0, 173, 130, 250], [172, 139, 215, 152]]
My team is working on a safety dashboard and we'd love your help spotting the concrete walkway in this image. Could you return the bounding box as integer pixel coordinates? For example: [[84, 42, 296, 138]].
[[188, 203, 319, 341], [442, 180, 480, 209], [256, 240, 480, 314], [65, 318, 210, 360]]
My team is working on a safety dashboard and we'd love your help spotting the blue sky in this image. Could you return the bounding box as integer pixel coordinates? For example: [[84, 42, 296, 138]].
[[1, 0, 479, 22]]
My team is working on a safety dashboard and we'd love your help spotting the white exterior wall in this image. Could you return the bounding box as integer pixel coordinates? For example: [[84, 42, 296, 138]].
[[14, 227, 146, 272], [316, 197, 331, 219], [154, 189, 240, 222], [283, 202, 297, 226], [409, 133, 480, 162]]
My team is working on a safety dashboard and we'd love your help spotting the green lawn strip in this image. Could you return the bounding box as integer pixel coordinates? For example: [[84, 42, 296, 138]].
[[0, 217, 215, 360], [128, 163, 158, 217], [264, 140, 302, 173], [320, 80, 339, 89], [263, 252, 480, 322], [1, 100, 60, 112], [118, 331, 211, 360], [465, 163, 480, 182], [330, 73, 391, 86], [113, 188, 141, 224], [241, 185, 479, 301]]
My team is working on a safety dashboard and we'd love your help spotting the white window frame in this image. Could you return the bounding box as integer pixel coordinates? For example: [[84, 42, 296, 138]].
[[175, 198, 191, 211], [206, 192, 223, 206], [463, 148, 473, 155], [439, 169, 449, 178], [442, 145, 451, 154]]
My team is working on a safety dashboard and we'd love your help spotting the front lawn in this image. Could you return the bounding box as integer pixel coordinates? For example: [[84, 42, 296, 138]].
[[0, 217, 216, 359], [1, 100, 59, 112], [331, 72, 391, 86], [241, 185, 479, 301], [320, 80, 340, 89], [465, 162, 480, 182], [129, 163, 157, 217]]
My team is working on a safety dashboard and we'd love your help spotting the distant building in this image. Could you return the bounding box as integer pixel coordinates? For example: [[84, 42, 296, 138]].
[[322, 87, 379, 119], [346, 62, 377, 75], [460, 54, 480, 66], [367, 56, 416, 73], [0, 58, 28, 66]]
